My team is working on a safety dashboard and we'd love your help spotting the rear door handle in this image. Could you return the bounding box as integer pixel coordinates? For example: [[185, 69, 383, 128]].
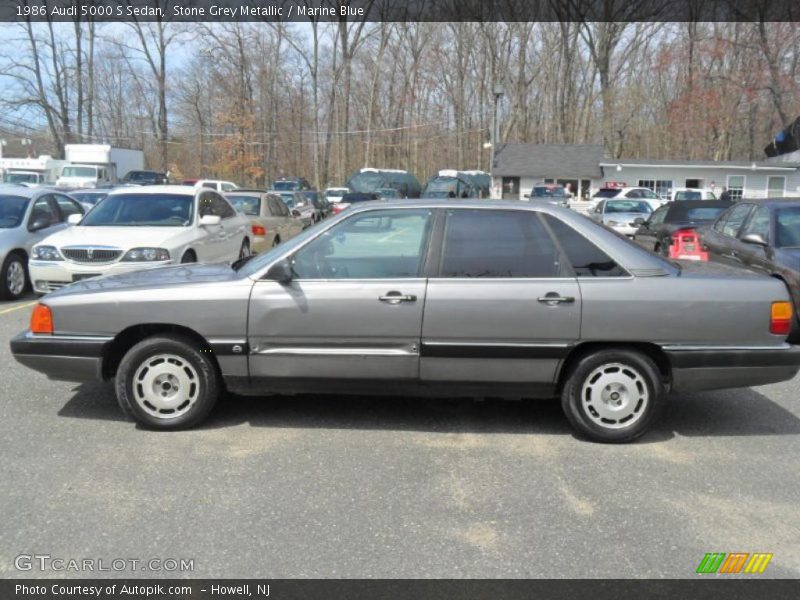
[[537, 294, 575, 305], [379, 292, 417, 304]]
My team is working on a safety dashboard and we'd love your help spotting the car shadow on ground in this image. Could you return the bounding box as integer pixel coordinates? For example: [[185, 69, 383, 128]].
[[58, 382, 800, 443]]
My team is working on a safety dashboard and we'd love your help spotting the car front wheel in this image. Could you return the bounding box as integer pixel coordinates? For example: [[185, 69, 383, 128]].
[[561, 349, 664, 443], [115, 335, 220, 429]]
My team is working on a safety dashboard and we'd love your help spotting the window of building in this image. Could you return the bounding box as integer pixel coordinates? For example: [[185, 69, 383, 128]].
[[727, 175, 745, 200], [767, 176, 785, 198], [638, 179, 673, 200]]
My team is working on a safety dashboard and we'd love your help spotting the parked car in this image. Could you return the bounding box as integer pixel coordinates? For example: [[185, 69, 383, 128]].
[[592, 187, 664, 210], [633, 200, 733, 259], [69, 188, 111, 212], [0, 187, 85, 299], [272, 177, 311, 191], [271, 190, 317, 226], [670, 187, 717, 202], [225, 190, 305, 253], [12, 201, 800, 443], [28, 185, 250, 294], [525, 183, 569, 207], [301, 190, 333, 220], [589, 198, 653, 237], [699, 198, 800, 341], [121, 170, 170, 186], [194, 179, 239, 192], [332, 191, 380, 214], [324, 187, 350, 203]]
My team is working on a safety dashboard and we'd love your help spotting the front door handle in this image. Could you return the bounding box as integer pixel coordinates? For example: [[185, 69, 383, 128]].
[[379, 291, 417, 304], [537, 293, 575, 305]]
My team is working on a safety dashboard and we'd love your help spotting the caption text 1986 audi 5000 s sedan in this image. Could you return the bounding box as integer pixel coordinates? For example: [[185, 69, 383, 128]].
[[11, 200, 800, 442]]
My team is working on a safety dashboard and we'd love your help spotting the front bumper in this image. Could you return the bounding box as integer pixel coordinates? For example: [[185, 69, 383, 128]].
[[29, 259, 171, 294], [10, 331, 111, 382], [664, 344, 800, 392]]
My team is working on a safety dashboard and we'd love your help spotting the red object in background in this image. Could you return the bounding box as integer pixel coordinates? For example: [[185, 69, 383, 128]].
[[182, 179, 198, 185], [252, 224, 266, 236], [332, 204, 348, 214], [603, 181, 627, 188], [668, 228, 709, 261]]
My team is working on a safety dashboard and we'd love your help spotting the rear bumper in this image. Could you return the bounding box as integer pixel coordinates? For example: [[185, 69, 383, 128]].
[[10, 331, 111, 382], [663, 344, 800, 392]]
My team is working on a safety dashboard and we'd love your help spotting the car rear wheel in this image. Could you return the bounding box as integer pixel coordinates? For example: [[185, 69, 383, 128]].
[[115, 335, 220, 429], [1, 252, 28, 300], [561, 349, 664, 443]]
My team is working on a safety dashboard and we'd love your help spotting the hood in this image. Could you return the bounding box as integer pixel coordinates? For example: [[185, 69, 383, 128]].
[[47, 262, 240, 298], [39, 225, 181, 250]]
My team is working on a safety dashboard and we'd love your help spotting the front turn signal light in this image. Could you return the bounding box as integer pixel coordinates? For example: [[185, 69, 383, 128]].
[[770, 301, 793, 336], [30, 304, 53, 335]]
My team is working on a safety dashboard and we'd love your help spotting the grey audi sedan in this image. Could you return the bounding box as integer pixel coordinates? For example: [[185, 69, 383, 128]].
[[10, 200, 800, 443]]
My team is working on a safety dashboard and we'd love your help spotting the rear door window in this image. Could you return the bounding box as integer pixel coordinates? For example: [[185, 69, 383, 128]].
[[439, 209, 564, 278]]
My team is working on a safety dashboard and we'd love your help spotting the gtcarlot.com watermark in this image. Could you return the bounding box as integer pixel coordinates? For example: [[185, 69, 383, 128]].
[[15, 553, 194, 573]]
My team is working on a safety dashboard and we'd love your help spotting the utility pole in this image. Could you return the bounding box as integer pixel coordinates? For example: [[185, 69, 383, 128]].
[[489, 82, 504, 196]]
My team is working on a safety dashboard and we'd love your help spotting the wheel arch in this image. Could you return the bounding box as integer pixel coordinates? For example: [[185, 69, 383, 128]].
[[555, 341, 672, 395], [102, 323, 220, 381]]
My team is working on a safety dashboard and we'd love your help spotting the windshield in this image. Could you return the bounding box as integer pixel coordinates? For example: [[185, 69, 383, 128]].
[[532, 185, 566, 197], [126, 171, 157, 182], [348, 171, 387, 193], [81, 193, 193, 227], [273, 181, 299, 191], [325, 188, 348, 198], [776, 207, 800, 248], [236, 224, 322, 277], [675, 190, 703, 201], [594, 189, 621, 198], [71, 192, 108, 206], [61, 166, 97, 178], [342, 193, 377, 204], [0, 195, 29, 229], [227, 195, 261, 216], [672, 206, 728, 222], [605, 200, 652, 214], [5, 173, 39, 184]]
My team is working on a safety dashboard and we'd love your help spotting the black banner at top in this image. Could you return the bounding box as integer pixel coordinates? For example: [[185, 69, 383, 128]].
[[1, 0, 800, 23]]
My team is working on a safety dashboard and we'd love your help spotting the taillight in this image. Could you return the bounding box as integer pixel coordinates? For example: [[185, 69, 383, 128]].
[[252, 224, 266, 236], [30, 304, 53, 335], [770, 301, 793, 335]]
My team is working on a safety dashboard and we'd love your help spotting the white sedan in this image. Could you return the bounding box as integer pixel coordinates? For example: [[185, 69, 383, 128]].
[[29, 185, 250, 294]]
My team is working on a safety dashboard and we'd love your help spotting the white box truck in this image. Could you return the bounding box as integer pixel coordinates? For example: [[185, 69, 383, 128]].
[[0, 155, 69, 186], [56, 144, 144, 188]]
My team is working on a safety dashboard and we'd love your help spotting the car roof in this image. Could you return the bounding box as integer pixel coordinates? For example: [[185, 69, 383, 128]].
[[737, 197, 800, 208], [0, 185, 42, 199], [107, 185, 195, 196]]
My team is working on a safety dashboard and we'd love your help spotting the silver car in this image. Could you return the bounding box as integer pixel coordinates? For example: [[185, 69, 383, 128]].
[[0, 186, 85, 299], [11, 200, 800, 442], [590, 198, 654, 237]]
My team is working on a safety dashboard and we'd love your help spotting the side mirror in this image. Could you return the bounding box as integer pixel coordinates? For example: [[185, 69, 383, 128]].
[[265, 259, 293, 283], [741, 233, 768, 247], [67, 213, 83, 225], [633, 217, 646, 226], [29, 217, 52, 231], [200, 214, 222, 226]]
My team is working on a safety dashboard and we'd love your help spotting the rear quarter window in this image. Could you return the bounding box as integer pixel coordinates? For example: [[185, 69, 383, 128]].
[[542, 215, 629, 277]]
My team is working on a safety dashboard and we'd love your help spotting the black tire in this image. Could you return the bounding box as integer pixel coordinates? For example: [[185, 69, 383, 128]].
[[180, 250, 197, 264], [115, 335, 220, 430], [0, 251, 28, 300], [560, 348, 665, 443]]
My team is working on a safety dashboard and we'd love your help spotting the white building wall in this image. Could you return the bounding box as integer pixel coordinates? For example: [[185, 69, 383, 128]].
[[600, 165, 800, 198]]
